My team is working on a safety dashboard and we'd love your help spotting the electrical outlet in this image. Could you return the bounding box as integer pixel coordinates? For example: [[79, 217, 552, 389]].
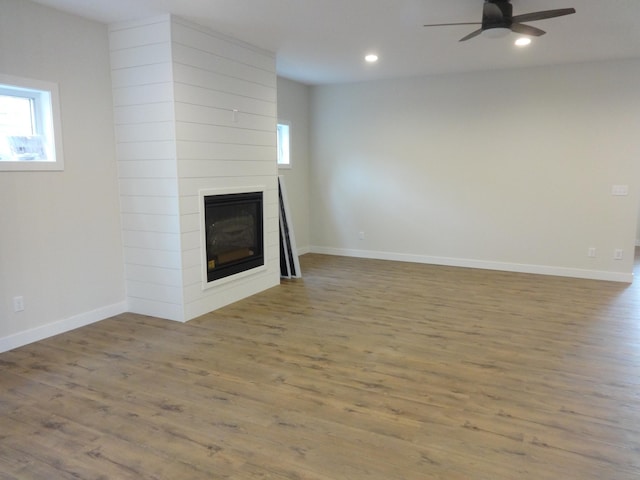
[[358, 231, 365, 240], [13, 296, 24, 312], [587, 247, 596, 258], [614, 249, 624, 260]]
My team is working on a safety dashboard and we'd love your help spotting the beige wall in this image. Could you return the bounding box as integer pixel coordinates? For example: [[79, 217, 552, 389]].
[[0, 0, 125, 350], [2, 0, 638, 352], [310, 61, 640, 281], [277, 77, 311, 252]]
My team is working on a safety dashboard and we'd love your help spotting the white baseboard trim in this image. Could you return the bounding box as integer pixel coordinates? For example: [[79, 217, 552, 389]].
[[0, 301, 127, 353], [309, 246, 633, 283], [297, 245, 311, 255]]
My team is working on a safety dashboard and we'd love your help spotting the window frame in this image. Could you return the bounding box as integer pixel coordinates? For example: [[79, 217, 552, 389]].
[[0, 74, 64, 172]]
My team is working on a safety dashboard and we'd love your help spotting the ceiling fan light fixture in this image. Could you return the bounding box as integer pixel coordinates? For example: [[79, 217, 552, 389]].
[[482, 27, 511, 39], [515, 37, 532, 47]]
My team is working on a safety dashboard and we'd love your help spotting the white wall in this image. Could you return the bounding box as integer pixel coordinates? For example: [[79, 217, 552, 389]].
[[277, 77, 311, 252], [110, 16, 183, 320], [110, 15, 280, 322], [171, 17, 280, 320], [310, 61, 640, 281], [0, 0, 125, 351]]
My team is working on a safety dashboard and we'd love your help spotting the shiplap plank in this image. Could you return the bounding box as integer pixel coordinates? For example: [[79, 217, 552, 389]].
[[124, 247, 182, 269], [171, 19, 275, 73], [180, 231, 201, 253], [112, 82, 174, 107], [181, 247, 202, 270], [119, 178, 179, 197], [120, 196, 181, 216], [117, 141, 176, 161], [109, 19, 171, 51], [177, 160, 276, 179], [179, 181, 276, 205], [175, 141, 274, 161], [174, 103, 274, 131], [125, 264, 183, 287], [115, 122, 176, 143], [174, 83, 276, 117], [127, 297, 184, 321], [178, 213, 200, 235], [118, 160, 177, 179], [178, 195, 199, 216], [127, 280, 183, 304], [181, 264, 204, 287], [172, 63, 276, 102], [175, 123, 275, 145], [182, 176, 277, 194], [114, 103, 175, 125], [122, 231, 181, 251], [121, 214, 181, 234], [110, 43, 172, 69], [111, 63, 174, 89], [171, 42, 276, 87]]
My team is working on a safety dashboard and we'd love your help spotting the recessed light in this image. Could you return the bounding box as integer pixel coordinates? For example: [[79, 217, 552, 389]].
[[515, 37, 532, 47], [365, 54, 378, 63]]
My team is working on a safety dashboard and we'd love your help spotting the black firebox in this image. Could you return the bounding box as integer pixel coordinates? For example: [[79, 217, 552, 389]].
[[204, 191, 264, 282]]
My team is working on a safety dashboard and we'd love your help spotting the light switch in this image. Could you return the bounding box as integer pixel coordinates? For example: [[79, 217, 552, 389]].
[[611, 185, 629, 196]]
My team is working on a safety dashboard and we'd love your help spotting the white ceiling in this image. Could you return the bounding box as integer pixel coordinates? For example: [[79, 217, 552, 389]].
[[31, 0, 640, 85]]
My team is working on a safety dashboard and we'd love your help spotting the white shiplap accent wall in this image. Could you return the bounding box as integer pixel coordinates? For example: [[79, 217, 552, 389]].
[[170, 17, 279, 320], [109, 15, 279, 322], [110, 16, 184, 321]]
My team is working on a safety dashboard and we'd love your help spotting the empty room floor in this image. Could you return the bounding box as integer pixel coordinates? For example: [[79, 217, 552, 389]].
[[1, 253, 639, 479]]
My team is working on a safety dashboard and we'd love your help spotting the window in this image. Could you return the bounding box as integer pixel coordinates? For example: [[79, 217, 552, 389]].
[[277, 122, 290, 168], [0, 74, 64, 171]]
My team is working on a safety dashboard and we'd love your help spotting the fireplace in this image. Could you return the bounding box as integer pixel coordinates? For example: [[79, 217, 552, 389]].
[[203, 191, 264, 283]]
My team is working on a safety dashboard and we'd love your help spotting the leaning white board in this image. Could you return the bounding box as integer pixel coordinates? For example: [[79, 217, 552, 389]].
[[278, 176, 301, 278]]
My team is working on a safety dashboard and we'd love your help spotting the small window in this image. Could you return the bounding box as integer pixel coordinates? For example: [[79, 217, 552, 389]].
[[277, 122, 290, 168], [0, 74, 64, 171]]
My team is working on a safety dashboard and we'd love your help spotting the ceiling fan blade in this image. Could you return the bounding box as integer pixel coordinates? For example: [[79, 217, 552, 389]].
[[424, 22, 480, 27], [512, 8, 576, 23], [510, 23, 546, 37], [459, 28, 484, 42]]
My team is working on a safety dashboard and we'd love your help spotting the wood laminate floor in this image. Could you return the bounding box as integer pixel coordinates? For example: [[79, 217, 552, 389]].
[[1, 253, 640, 479]]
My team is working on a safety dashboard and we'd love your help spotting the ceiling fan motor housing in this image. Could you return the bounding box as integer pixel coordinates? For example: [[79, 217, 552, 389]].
[[483, 0, 513, 31]]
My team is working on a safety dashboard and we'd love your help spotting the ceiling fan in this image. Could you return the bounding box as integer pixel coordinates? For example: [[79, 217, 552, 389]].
[[424, 0, 576, 42]]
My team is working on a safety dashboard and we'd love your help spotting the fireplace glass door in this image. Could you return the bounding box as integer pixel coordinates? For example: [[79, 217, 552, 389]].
[[204, 192, 264, 282]]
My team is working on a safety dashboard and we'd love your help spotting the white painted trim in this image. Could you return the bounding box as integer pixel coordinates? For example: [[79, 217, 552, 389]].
[[0, 301, 127, 353], [309, 246, 634, 283]]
